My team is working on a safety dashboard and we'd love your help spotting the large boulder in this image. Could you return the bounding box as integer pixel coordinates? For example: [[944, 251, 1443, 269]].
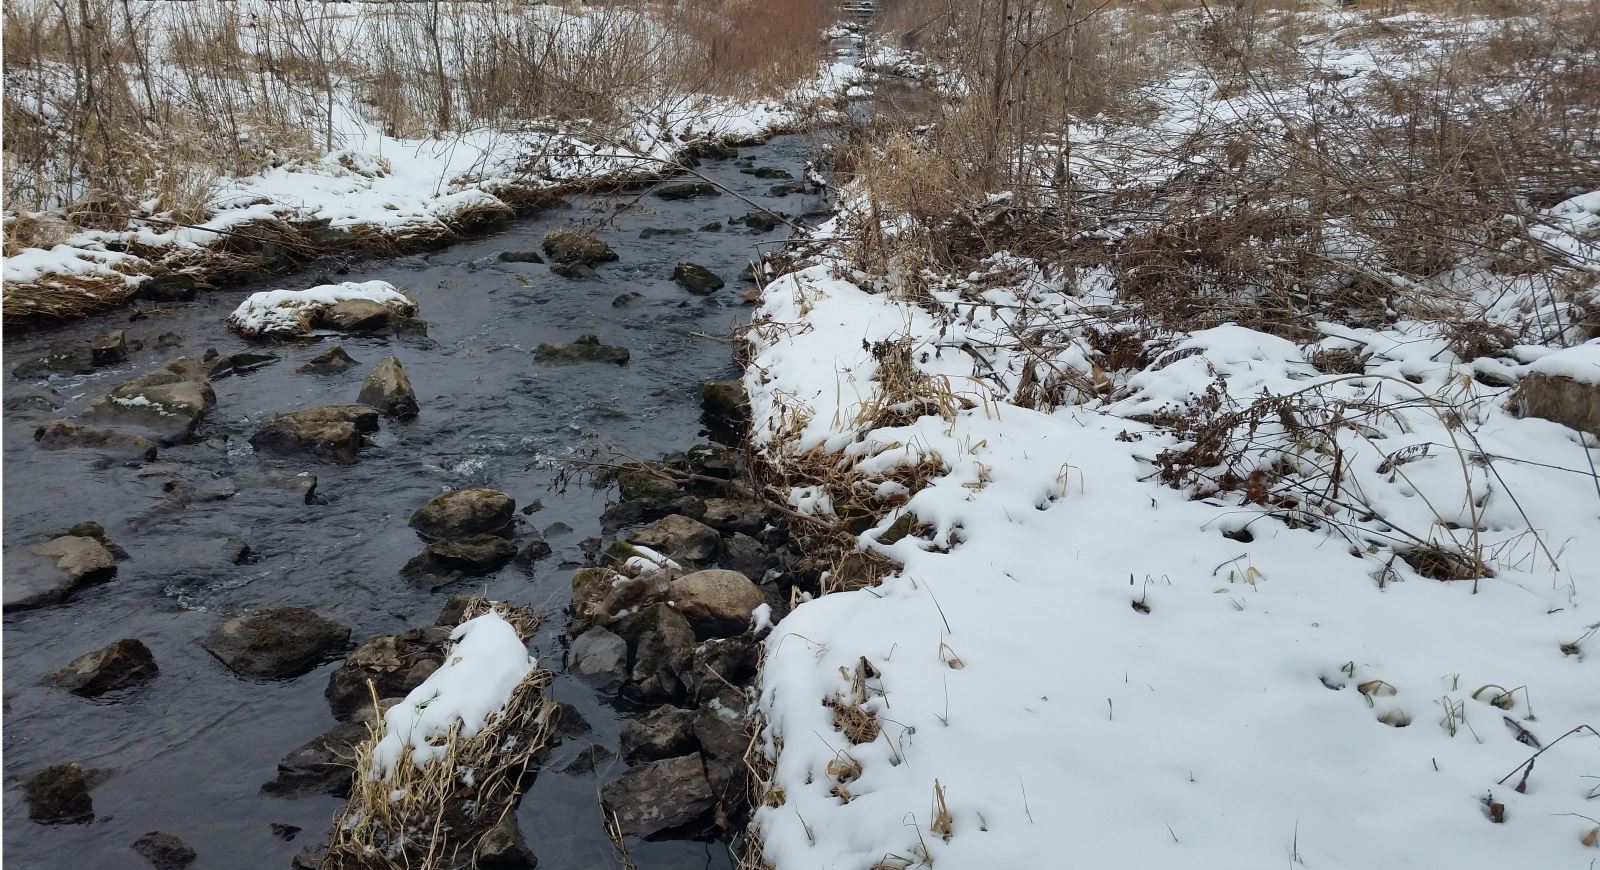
[[357, 355, 419, 419], [1518, 372, 1600, 438], [625, 514, 719, 564], [4, 534, 118, 612], [541, 230, 617, 266], [615, 603, 696, 703], [669, 570, 763, 637], [83, 357, 216, 444], [34, 420, 157, 460], [131, 831, 196, 870], [50, 638, 158, 696], [570, 626, 628, 694], [534, 334, 629, 365], [409, 489, 516, 540], [227, 281, 416, 338], [672, 262, 724, 295], [262, 719, 370, 796], [26, 763, 94, 824], [201, 607, 350, 679], [621, 706, 698, 762], [695, 687, 754, 802], [601, 754, 716, 839], [250, 404, 379, 463]]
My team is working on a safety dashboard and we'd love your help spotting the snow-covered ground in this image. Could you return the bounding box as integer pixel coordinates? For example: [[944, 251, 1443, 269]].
[[745, 9, 1600, 868]]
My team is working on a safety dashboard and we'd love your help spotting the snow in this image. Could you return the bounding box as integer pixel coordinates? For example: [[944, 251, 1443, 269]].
[[226, 280, 414, 337], [1528, 340, 1600, 385], [368, 610, 535, 777], [745, 261, 1598, 867]]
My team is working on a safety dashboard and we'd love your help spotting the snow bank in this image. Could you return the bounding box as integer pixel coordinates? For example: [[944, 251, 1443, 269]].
[[1528, 339, 1600, 385], [746, 266, 1598, 869], [369, 610, 535, 777], [226, 280, 414, 337]]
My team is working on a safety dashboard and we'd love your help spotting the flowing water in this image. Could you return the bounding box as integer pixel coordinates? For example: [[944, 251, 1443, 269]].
[[2, 130, 828, 869]]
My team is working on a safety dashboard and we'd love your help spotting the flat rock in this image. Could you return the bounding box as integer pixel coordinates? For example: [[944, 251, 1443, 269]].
[[542, 230, 617, 266], [600, 754, 715, 839], [250, 404, 377, 464], [82, 357, 215, 444], [205, 351, 279, 379], [534, 334, 629, 364], [26, 763, 94, 824], [738, 211, 782, 233], [498, 250, 545, 264], [425, 534, 518, 574], [626, 514, 719, 563], [131, 831, 196, 870], [51, 638, 158, 696], [673, 262, 724, 294], [669, 570, 763, 637], [743, 166, 792, 179], [201, 607, 351, 679], [569, 626, 627, 694], [357, 355, 419, 419], [621, 706, 698, 762], [4, 535, 118, 612], [639, 227, 691, 239], [34, 420, 157, 460], [262, 719, 369, 796], [654, 182, 719, 201], [410, 489, 516, 540]]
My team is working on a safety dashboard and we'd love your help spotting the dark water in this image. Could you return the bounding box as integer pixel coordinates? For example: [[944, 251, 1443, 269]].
[[2, 130, 829, 869]]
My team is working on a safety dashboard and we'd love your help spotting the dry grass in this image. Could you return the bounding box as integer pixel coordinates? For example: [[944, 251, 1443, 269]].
[[322, 600, 557, 870]]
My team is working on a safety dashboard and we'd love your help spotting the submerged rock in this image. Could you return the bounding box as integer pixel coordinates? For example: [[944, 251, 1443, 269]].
[[83, 356, 216, 444], [669, 569, 763, 637], [50, 638, 158, 696], [639, 227, 691, 239], [654, 182, 720, 201], [26, 763, 94, 824], [204, 350, 280, 379], [3, 534, 118, 612], [497, 250, 545, 264], [250, 404, 378, 464], [738, 211, 783, 233], [701, 379, 751, 444], [625, 514, 720, 563], [131, 831, 196, 870], [699, 221, 723, 232], [426, 534, 518, 574], [201, 607, 351, 679], [610, 291, 643, 308], [672, 262, 725, 295], [410, 489, 516, 540], [600, 753, 715, 839], [767, 181, 808, 197], [296, 345, 360, 374], [542, 229, 617, 266], [357, 355, 419, 419], [534, 334, 629, 364], [34, 420, 157, 460], [743, 166, 792, 179], [12, 342, 96, 378]]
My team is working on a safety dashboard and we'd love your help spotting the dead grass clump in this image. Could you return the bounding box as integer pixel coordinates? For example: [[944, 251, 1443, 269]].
[[323, 599, 556, 870], [826, 696, 882, 745], [1399, 544, 1494, 582]]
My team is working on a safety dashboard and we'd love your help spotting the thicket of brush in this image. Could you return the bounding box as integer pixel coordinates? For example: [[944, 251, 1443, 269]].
[[845, 0, 1600, 347], [1, 0, 836, 252]]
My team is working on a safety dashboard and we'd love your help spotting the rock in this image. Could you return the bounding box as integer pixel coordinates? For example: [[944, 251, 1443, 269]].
[[131, 831, 196, 870], [701, 379, 751, 444], [13, 342, 97, 378], [699, 221, 723, 232], [1518, 373, 1600, 438], [718, 532, 775, 582], [621, 706, 698, 761], [541, 230, 617, 265], [626, 514, 720, 563], [410, 489, 516, 540], [314, 299, 392, 333], [325, 633, 444, 721], [297, 345, 359, 373], [689, 635, 758, 704], [673, 262, 725, 295], [516, 537, 553, 564], [559, 743, 614, 775], [205, 351, 279, 379], [669, 570, 763, 637], [26, 763, 94, 824], [201, 607, 351, 679], [250, 404, 378, 464], [7, 394, 61, 416], [91, 330, 128, 366], [476, 813, 537, 868], [549, 261, 598, 280], [569, 627, 628, 694], [570, 567, 622, 626], [271, 823, 301, 841], [654, 182, 720, 201], [768, 181, 808, 197], [497, 250, 545, 264], [534, 334, 630, 364], [357, 355, 419, 419], [83, 357, 216, 444], [617, 464, 681, 504], [261, 720, 372, 796], [4, 535, 118, 612], [739, 211, 782, 233], [156, 331, 184, 348], [694, 141, 739, 159], [600, 754, 716, 839], [639, 227, 691, 239], [615, 603, 696, 703], [426, 534, 518, 574], [743, 166, 792, 179], [34, 420, 158, 460], [695, 691, 753, 802], [610, 291, 643, 308], [701, 498, 765, 535], [50, 638, 158, 696], [552, 701, 592, 740]]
